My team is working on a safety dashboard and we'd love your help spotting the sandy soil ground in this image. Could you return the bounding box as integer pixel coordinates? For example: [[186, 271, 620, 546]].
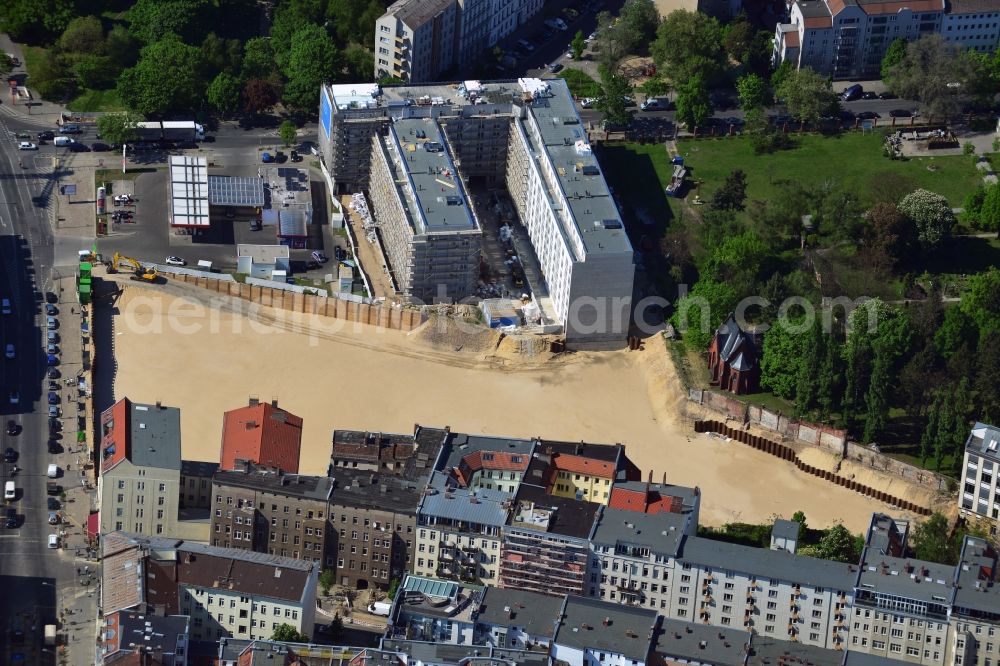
[[110, 283, 922, 531]]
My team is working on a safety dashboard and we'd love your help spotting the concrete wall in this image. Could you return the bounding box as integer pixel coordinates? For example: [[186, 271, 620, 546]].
[[691, 390, 950, 495], [166, 272, 426, 332]]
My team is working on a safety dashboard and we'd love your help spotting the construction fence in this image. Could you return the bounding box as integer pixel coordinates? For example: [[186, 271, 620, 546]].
[[694, 420, 932, 516], [166, 272, 426, 332]]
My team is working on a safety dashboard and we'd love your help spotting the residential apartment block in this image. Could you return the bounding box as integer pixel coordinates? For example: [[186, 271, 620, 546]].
[[100, 532, 318, 644], [317, 78, 634, 348], [100, 611, 190, 666], [942, 0, 1000, 53], [773, 0, 946, 80], [374, 0, 544, 83], [330, 429, 418, 474], [415, 471, 509, 585], [959, 422, 1000, 534], [209, 463, 333, 563], [367, 115, 482, 302], [98, 398, 191, 540], [499, 483, 598, 597], [219, 398, 303, 473], [551, 595, 660, 666]]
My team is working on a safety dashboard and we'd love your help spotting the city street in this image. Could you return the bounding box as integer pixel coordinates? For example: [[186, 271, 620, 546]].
[[0, 113, 98, 665]]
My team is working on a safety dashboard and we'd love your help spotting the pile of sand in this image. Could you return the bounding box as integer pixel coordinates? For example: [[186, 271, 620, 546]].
[[109, 285, 927, 531]]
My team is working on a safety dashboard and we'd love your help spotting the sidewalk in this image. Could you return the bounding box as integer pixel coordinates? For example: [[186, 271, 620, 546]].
[[0, 33, 70, 127]]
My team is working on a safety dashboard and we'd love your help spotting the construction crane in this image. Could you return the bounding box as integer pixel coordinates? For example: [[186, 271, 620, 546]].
[[106, 252, 161, 284]]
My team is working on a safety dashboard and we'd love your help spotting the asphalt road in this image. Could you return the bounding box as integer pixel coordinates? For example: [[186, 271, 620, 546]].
[[0, 111, 62, 663]]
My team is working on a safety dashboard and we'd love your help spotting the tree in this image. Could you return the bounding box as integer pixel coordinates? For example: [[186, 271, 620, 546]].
[[387, 577, 400, 598], [96, 111, 144, 147], [814, 524, 860, 562], [0, 54, 12, 78], [571, 30, 586, 61], [200, 32, 243, 78], [897, 189, 956, 249], [127, 0, 214, 44], [934, 306, 978, 360], [770, 60, 794, 94], [911, 513, 958, 564], [0, 0, 75, 42], [760, 316, 809, 399], [596, 67, 633, 128], [58, 16, 105, 54], [73, 55, 118, 90], [318, 568, 335, 596], [699, 231, 769, 284], [640, 75, 669, 99], [776, 67, 837, 125], [283, 24, 339, 115], [671, 279, 739, 350], [886, 35, 979, 121], [791, 511, 808, 540], [615, 0, 659, 55], [242, 37, 276, 80], [978, 182, 1000, 232], [207, 72, 242, 118], [736, 73, 768, 112], [675, 73, 711, 130], [961, 267, 1000, 337], [863, 202, 917, 273], [976, 335, 1000, 423], [105, 25, 141, 70], [279, 120, 298, 147], [650, 10, 724, 82], [243, 78, 279, 117], [117, 36, 208, 117], [724, 18, 756, 65], [881, 38, 908, 82], [711, 170, 748, 212], [343, 43, 374, 80], [271, 623, 308, 643], [269, 0, 328, 73]]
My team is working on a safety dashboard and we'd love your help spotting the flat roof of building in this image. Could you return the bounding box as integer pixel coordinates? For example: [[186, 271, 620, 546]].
[[947, 536, 998, 615], [772, 518, 801, 541], [509, 483, 598, 539], [382, 0, 454, 28], [526, 78, 630, 256], [380, 639, 549, 666], [966, 422, 1000, 461], [385, 117, 479, 234], [208, 175, 266, 207], [418, 471, 511, 525], [213, 466, 333, 502], [327, 82, 380, 110], [168, 155, 210, 227], [236, 244, 290, 263], [680, 536, 856, 591], [330, 468, 423, 514], [857, 549, 955, 604], [749, 636, 842, 666], [180, 459, 219, 478], [592, 506, 687, 557], [128, 402, 181, 471], [656, 618, 750, 666], [105, 611, 189, 662], [477, 586, 563, 638], [555, 595, 658, 662]]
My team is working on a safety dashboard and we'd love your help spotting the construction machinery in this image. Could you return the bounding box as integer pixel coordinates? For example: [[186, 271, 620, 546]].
[[106, 252, 161, 284]]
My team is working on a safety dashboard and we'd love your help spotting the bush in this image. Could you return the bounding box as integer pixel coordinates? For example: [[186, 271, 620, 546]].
[[963, 141, 976, 156]]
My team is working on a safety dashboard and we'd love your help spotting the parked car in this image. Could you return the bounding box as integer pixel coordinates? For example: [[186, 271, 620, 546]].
[[45, 292, 57, 303], [889, 109, 913, 118], [261, 152, 274, 163], [47, 440, 61, 454], [879, 92, 898, 100], [58, 124, 81, 134], [46, 354, 58, 366], [46, 316, 57, 329], [841, 84, 863, 101], [580, 98, 596, 109], [47, 497, 60, 510], [640, 97, 671, 111], [311, 251, 329, 263], [47, 392, 60, 405], [4, 343, 13, 359], [1, 298, 10, 314], [91, 142, 111, 152], [8, 392, 18, 405], [275, 151, 288, 163], [48, 405, 60, 418], [290, 150, 301, 162], [37, 131, 54, 141], [48, 512, 60, 525], [47, 534, 60, 549], [5, 421, 19, 436], [3, 447, 17, 463], [165, 256, 187, 266], [857, 110, 880, 120], [17, 141, 37, 150], [45, 304, 57, 315], [5, 509, 18, 529], [47, 367, 60, 379], [547, 62, 564, 74], [517, 38, 535, 52], [861, 91, 878, 99]]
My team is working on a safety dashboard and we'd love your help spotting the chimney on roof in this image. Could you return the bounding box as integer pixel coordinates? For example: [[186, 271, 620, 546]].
[[576, 443, 582, 455], [155, 400, 161, 409], [271, 399, 278, 408], [249, 397, 259, 407], [246, 421, 257, 430], [662, 472, 667, 484]]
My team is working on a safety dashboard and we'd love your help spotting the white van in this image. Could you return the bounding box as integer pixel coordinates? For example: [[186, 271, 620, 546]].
[[4, 481, 15, 500], [47, 464, 59, 478], [53, 136, 73, 147], [47, 534, 60, 549]]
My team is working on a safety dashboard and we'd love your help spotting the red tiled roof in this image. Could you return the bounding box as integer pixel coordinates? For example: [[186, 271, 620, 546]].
[[861, 0, 942, 14], [100, 398, 131, 474], [609, 486, 685, 514], [803, 16, 832, 28], [220, 402, 304, 473], [453, 450, 530, 486], [552, 453, 615, 479], [784, 30, 800, 48]]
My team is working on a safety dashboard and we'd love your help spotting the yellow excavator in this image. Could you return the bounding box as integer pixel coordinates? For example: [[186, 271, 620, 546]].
[[106, 252, 161, 284]]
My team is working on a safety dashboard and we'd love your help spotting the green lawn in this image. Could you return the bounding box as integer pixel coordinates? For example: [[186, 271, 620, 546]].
[[677, 133, 984, 208], [68, 88, 124, 112], [557, 68, 601, 98]]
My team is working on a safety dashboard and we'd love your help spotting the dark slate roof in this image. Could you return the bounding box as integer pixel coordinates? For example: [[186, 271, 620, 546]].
[[330, 468, 423, 514], [213, 466, 334, 502], [656, 619, 750, 666], [679, 536, 856, 591], [771, 519, 800, 541], [508, 483, 599, 539], [966, 422, 1000, 462], [554, 595, 658, 662], [380, 639, 549, 666], [476, 587, 563, 638], [591, 506, 687, 557], [951, 536, 1000, 616], [715, 314, 758, 371], [180, 459, 220, 478], [128, 402, 181, 471]]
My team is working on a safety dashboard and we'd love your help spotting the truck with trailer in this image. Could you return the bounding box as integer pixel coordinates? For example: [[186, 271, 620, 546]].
[[133, 121, 205, 144]]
